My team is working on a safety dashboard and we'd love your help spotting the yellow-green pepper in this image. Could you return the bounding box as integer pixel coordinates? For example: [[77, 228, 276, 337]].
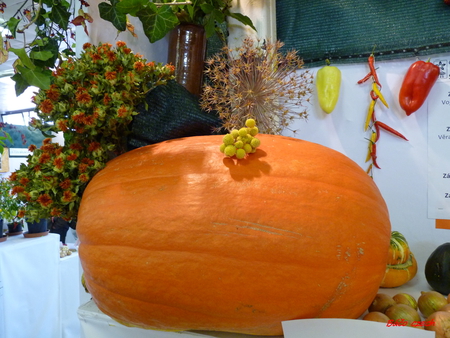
[[316, 61, 341, 114]]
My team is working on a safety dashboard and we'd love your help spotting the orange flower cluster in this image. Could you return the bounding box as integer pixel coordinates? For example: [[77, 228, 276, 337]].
[[11, 41, 174, 222], [10, 139, 104, 221]]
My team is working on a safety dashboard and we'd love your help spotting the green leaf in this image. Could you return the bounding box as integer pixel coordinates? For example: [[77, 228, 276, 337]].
[[30, 50, 54, 62], [6, 17, 21, 39], [137, 5, 179, 44], [98, 2, 127, 31], [48, 3, 72, 30], [203, 15, 216, 38], [200, 4, 215, 15], [116, 0, 148, 16], [227, 12, 257, 32], [16, 65, 52, 90], [11, 73, 30, 96], [9, 48, 36, 70]]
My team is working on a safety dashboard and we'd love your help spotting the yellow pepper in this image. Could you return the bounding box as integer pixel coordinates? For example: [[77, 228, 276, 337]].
[[316, 60, 341, 114], [364, 99, 376, 131]]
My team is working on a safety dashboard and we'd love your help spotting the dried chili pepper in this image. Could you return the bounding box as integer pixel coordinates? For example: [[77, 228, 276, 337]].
[[372, 82, 389, 108], [368, 54, 382, 87], [374, 121, 381, 142], [358, 71, 372, 84], [365, 132, 377, 162], [364, 100, 376, 131], [316, 59, 341, 114], [370, 90, 379, 100], [375, 121, 408, 141], [399, 59, 440, 116], [370, 143, 381, 169]]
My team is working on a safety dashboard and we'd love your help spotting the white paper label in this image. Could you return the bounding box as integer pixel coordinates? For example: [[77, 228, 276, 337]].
[[427, 62, 450, 219]]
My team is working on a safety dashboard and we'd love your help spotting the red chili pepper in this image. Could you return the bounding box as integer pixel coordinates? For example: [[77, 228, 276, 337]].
[[370, 143, 381, 169], [375, 121, 408, 141], [399, 60, 440, 116], [368, 54, 382, 87], [374, 121, 381, 142], [358, 71, 372, 84], [370, 90, 379, 101]]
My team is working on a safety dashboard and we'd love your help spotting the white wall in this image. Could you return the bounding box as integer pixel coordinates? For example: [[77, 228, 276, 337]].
[[284, 57, 450, 270]]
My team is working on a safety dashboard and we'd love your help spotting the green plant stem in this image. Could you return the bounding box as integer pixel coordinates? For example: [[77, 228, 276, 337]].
[[16, 0, 43, 34]]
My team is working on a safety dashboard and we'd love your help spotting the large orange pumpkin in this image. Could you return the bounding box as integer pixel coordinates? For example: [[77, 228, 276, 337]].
[[77, 134, 391, 336]]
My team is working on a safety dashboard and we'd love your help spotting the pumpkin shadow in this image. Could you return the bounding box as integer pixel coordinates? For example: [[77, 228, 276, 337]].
[[222, 149, 272, 181]]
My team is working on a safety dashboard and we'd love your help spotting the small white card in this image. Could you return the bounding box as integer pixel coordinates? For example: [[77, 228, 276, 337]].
[[282, 318, 434, 338]]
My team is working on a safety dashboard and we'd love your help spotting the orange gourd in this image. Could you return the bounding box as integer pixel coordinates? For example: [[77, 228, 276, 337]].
[[77, 134, 391, 336], [380, 231, 417, 288], [387, 231, 411, 265], [380, 253, 418, 288]]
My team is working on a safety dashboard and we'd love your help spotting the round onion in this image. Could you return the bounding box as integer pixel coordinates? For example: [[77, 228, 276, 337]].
[[368, 293, 397, 313], [425, 311, 450, 338], [393, 293, 418, 310], [385, 303, 421, 326], [362, 311, 390, 323], [418, 291, 448, 318]]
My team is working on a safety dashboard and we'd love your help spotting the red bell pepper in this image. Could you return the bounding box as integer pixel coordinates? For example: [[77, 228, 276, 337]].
[[399, 60, 440, 116]]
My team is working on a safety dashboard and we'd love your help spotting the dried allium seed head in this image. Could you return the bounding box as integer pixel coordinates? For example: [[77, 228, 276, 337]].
[[200, 38, 313, 135]]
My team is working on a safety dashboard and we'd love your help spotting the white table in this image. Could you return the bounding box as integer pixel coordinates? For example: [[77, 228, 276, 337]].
[[0, 233, 83, 338]]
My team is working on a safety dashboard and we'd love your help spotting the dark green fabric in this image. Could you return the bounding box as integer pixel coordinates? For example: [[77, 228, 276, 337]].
[[276, 0, 450, 67], [127, 80, 222, 149]]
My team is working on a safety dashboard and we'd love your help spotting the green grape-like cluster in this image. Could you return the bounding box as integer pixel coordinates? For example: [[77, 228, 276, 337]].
[[219, 119, 261, 159]]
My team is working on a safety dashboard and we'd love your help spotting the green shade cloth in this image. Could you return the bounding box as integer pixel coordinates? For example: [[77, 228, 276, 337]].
[[276, 0, 450, 67]]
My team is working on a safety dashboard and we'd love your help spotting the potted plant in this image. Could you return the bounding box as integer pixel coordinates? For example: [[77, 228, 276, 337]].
[[98, 0, 255, 44], [0, 178, 24, 235], [0, 0, 92, 95], [9, 41, 175, 223], [98, 0, 256, 96]]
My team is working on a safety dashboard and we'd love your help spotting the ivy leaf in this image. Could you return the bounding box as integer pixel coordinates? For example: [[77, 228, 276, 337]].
[[137, 4, 179, 44], [200, 4, 215, 15], [203, 15, 216, 39], [30, 50, 54, 62], [16, 65, 52, 90], [9, 48, 36, 70], [6, 17, 21, 39], [48, 3, 71, 30], [11, 73, 30, 97], [227, 12, 257, 32], [98, 2, 127, 31], [116, 0, 148, 16]]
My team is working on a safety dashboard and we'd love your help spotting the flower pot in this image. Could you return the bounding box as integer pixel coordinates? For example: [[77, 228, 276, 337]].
[[24, 219, 48, 238], [50, 217, 71, 244], [7, 221, 23, 236], [167, 24, 207, 97]]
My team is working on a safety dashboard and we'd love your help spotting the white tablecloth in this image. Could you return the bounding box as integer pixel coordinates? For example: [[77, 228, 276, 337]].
[[78, 300, 274, 338], [0, 233, 83, 338]]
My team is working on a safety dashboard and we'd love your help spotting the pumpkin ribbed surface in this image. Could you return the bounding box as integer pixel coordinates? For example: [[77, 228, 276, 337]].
[[77, 134, 391, 336]]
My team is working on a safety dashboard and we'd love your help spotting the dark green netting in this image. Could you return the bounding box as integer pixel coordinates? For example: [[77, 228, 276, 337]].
[[127, 80, 222, 150], [276, 0, 450, 67], [127, 26, 227, 149]]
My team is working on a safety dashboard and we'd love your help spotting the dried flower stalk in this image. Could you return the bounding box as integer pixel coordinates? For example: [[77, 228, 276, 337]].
[[200, 38, 314, 134]]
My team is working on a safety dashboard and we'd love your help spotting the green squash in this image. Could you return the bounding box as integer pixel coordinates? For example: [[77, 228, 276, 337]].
[[425, 243, 450, 295]]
